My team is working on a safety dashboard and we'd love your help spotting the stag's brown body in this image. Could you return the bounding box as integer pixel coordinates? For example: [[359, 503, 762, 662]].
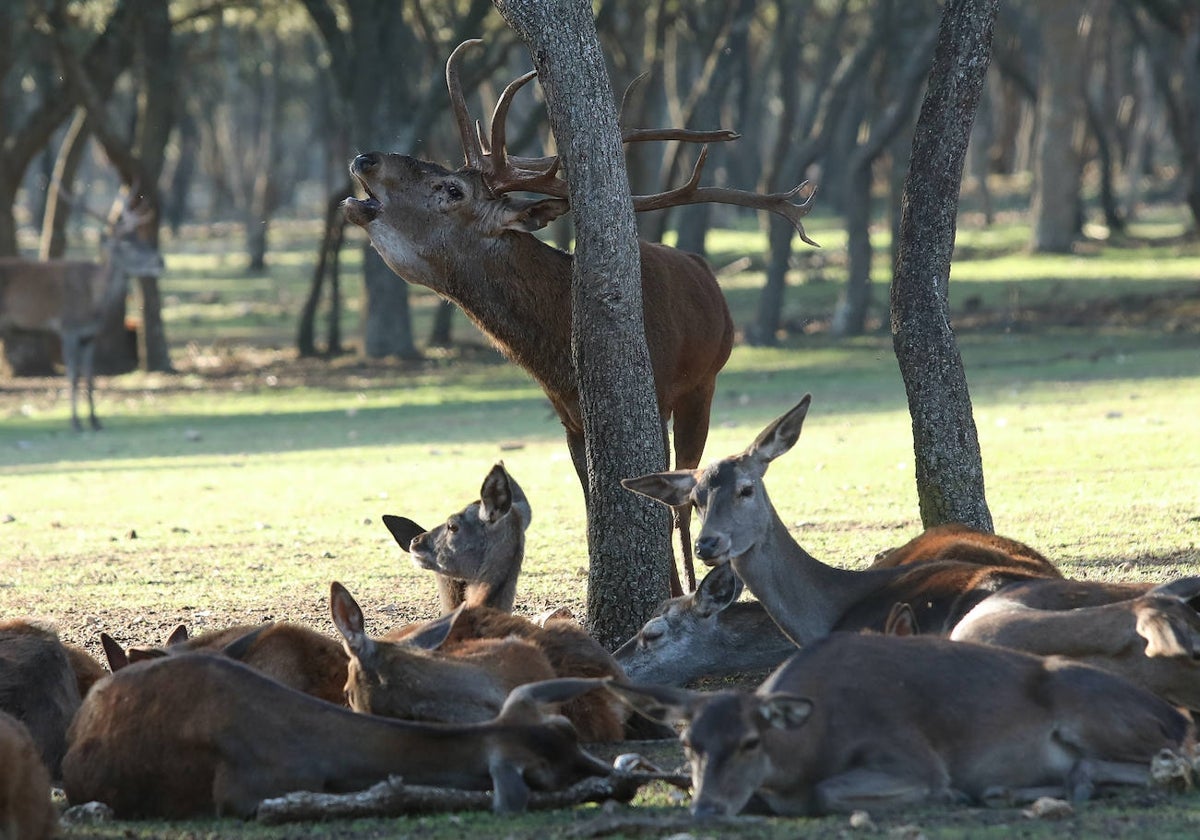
[[0, 710, 56, 840], [63, 653, 610, 819], [0, 620, 82, 779]]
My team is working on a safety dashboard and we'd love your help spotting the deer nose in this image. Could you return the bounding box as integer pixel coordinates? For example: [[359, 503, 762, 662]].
[[694, 534, 729, 562], [351, 153, 380, 175]]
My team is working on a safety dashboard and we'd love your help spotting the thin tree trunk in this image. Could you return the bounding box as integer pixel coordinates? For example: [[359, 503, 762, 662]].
[[891, 0, 997, 532]]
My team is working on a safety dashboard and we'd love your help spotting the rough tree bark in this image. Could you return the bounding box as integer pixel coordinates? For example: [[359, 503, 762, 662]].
[[891, 0, 997, 533], [494, 0, 673, 649]]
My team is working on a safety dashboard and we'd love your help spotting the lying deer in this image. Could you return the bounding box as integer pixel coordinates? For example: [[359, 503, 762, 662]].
[[621, 395, 1063, 646], [0, 202, 163, 431], [383, 462, 529, 613], [611, 633, 1192, 816], [0, 620, 82, 779], [950, 577, 1200, 709], [615, 524, 1062, 686], [0, 710, 56, 840], [101, 620, 349, 706], [343, 40, 819, 596], [62, 653, 611, 818], [331, 581, 556, 724]]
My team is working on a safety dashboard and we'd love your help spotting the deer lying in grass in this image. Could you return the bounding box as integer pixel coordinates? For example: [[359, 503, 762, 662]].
[[950, 577, 1200, 710], [345, 40, 820, 596], [615, 523, 1062, 686], [0, 710, 56, 840], [101, 620, 349, 706], [621, 395, 1064, 646], [62, 653, 611, 818], [0, 620, 82, 778], [383, 463, 529, 613], [331, 582, 556, 724], [0, 202, 163, 431], [611, 633, 1192, 817]]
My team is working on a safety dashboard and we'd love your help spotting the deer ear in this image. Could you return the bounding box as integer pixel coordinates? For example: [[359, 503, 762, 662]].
[[605, 680, 697, 726], [883, 602, 919, 637], [382, 515, 426, 552], [1136, 606, 1194, 658], [479, 463, 514, 523], [402, 605, 464, 652], [165, 624, 189, 646], [694, 562, 742, 618], [621, 471, 697, 508], [748, 394, 812, 464], [330, 582, 375, 659], [758, 694, 813, 730], [499, 196, 570, 232], [100, 632, 129, 672]]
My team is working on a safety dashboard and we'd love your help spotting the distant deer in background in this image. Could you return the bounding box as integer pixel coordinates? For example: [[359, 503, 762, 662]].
[[344, 39, 819, 596], [0, 201, 163, 431], [383, 463, 530, 613]]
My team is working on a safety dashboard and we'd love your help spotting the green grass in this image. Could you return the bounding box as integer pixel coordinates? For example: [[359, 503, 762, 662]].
[[2, 206, 1200, 838]]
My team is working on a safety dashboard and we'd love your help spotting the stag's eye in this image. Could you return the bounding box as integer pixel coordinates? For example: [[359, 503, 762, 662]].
[[446, 183, 464, 200]]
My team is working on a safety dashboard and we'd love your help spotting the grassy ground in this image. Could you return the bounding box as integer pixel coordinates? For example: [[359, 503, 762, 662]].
[[2, 206, 1200, 837]]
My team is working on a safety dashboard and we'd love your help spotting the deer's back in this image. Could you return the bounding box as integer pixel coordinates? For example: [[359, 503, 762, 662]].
[[0, 260, 97, 330], [0, 620, 82, 778], [871, 524, 1061, 578]]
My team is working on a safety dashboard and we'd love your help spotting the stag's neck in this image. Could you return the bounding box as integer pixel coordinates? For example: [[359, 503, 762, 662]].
[[434, 233, 575, 397], [731, 511, 897, 646]]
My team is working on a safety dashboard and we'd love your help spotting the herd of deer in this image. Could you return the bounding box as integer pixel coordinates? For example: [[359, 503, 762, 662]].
[[3, 40, 1198, 836]]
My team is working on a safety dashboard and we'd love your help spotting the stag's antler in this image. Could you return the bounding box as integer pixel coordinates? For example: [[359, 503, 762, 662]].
[[445, 40, 819, 245]]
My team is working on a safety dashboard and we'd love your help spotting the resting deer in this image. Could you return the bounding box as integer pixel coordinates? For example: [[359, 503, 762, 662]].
[[950, 577, 1200, 710], [0, 202, 163, 431], [62, 653, 611, 818], [101, 620, 349, 706], [331, 581, 556, 724], [383, 462, 529, 613], [615, 524, 1063, 687], [621, 395, 1064, 646], [0, 710, 57, 840], [343, 40, 819, 596], [611, 633, 1192, 817], [0, 620, 82, 779]]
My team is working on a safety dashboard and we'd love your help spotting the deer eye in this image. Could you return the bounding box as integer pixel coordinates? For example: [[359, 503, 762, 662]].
[[737, 484, 754, 498], [739, 735, 761, 752], [446, 519, 459, 534], [446, 183, 464, 200]]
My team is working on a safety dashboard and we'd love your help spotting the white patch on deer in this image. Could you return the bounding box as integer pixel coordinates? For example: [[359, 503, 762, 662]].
[[367, 223, 434, 283]]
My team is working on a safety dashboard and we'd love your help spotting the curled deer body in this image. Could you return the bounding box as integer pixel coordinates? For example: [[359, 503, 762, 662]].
[[621, 396, 1061, 646], [612, 633, 1192, 817], [0, 710, 56, 840], [62, 652, 611, 818], [0, 203, 163, 431], [344, 40, 818, 596], [0, 620, 82, 779]]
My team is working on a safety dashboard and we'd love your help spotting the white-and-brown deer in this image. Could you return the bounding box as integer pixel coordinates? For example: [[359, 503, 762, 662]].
[[620, 395, 1065, 646], [611, 632, 1192, 816], [62, 652, 612, 818], [0, 202, 163, 431], [383, 462, 530, 614], [343, 39, 819, 596]]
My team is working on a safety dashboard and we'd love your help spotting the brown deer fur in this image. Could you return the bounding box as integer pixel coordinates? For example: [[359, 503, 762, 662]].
[[0, 710, 56, 840], [0, 619, 82, 778]]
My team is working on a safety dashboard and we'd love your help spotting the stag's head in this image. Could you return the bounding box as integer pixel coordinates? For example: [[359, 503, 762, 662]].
[[104, 205, 165, 280]]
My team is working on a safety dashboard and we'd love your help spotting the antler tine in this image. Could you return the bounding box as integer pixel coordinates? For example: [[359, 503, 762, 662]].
[[622, 128, 741, 145], [447, 39, 487, 169], [477, 62, 569, 198], [488, 68, 537, 169], [618, 71, 650, 133]]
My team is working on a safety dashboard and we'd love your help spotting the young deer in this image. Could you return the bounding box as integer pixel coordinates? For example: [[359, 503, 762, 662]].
[[0, 620, 82, 779], [331, 582, 556, 725], [383, 463, 530, 613], [101, 621, 349, 706], [614, 523, 1061, 687], [621, 396, 1063, 646], [63, 653, 611, 818], [344, 40, 819, 596], [611, 633, 1192, 817], [0, 203, 163, 431], [0, 710, 57, 840], [951, 577, 1200, 709]]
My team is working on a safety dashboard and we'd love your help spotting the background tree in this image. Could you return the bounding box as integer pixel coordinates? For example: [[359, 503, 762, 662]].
[[494, 0, 672, 648], [891, 0, 998, 532]]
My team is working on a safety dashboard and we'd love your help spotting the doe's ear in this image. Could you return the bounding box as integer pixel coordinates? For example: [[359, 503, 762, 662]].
[[100, 632, 129, 672], [401, 604, 465, 652], [621, 471, 698, 508], [605, 680, 698, 727], [747, 394, 812, 465], [330, 581, 374, 659], [382, 515, 426, 552], [693, 562, 743, 618], [758, 693, 813, 730], [1136, 606, 1195, 659], [479, 463, 514, 524], [499, 196, 570, 232]]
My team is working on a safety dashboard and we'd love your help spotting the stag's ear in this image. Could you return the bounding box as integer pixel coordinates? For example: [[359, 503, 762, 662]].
[[621, 471, 698, 508], [382, 515, 426, 553], [606, 681, 697, 726], [479, 463, 514, 524], [694, 562, 742, 618], [747, 394, 812, 465], [330, 581, 375, 659], [499, 196, 570, 232], [758, 694, 813, 730], [402, 605, 465, 652]]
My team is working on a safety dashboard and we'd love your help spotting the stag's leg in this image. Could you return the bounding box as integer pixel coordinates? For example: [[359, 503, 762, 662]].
[[81, 335, 101, 430], [669, 385, 720, 592], [62, 333, 84, 432]]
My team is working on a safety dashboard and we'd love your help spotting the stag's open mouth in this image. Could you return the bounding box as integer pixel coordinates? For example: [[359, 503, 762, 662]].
[[342, 175, 381, 226]]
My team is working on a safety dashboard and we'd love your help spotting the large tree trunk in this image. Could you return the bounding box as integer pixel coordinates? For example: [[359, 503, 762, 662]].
[[1029, 0, 1093, 252], [891, 0, 997, 533], [495, 0, 673, 649], [362, 248, 419, 360]]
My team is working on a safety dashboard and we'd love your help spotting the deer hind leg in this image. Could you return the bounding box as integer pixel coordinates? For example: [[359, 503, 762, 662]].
[[812, 767, 951, 814], [62, 332, 85, 432], [80, 335, 101, 430]]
